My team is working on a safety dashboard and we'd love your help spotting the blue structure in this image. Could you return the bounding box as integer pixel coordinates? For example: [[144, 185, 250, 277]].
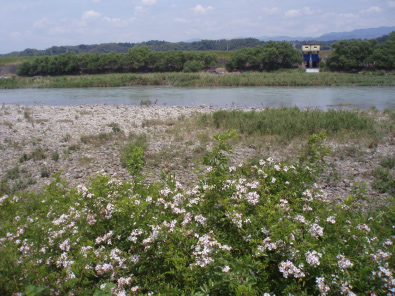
[[302, 45, 320, 69]]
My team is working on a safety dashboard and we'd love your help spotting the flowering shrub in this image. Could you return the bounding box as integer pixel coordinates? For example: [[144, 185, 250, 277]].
[[0, 131, 394, 295]]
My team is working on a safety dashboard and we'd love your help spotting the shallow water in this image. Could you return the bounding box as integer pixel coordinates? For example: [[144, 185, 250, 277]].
[[0, 86, 394, 110]]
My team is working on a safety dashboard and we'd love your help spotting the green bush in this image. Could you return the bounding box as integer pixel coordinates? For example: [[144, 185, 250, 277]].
[[125, 146, 145, 177], [10, 179, 28, 193], [31, 147, 46, 161], [183, 60, 204, 73], [0, 179, 9, 195], [19, 147, 47, 163], [120, 133, 148, 169], [373, 166, 395, 194], [19, 152, 30, 163], [5, 166, 19, 180], [108, 122, 122, 133], [0, 132, 394, 295], [51, 150, 60, 162], [40, 166, 50, 178], [380, 156, 395, 170]]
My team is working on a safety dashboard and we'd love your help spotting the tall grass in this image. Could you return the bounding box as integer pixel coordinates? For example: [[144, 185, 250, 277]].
[[196, 108, 380, 142], [1, 71, 394, 89]]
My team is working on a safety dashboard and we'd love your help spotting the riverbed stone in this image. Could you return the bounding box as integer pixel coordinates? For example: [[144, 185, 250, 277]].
[[0, 104, 393, 206]]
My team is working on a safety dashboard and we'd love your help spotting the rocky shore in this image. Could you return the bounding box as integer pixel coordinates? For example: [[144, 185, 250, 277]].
[[0, 104, 393, 205]]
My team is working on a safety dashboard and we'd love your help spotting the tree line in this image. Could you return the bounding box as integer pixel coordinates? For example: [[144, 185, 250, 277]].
[[17, 42, 303, 76], [325, 32, 395, 71], [14, 32, 395, 76], [16, 47, 218, 76], [225, 41, 302, 71]]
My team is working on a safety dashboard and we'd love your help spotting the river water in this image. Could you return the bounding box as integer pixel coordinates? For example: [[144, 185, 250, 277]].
[[0, 86, 394, 110]]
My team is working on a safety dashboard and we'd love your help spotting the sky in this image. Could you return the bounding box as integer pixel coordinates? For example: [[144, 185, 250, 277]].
[[1, 0, 395, 54]]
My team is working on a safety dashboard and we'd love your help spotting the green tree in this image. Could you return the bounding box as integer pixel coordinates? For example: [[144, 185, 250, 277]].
[[226, 48, 254, 71], [81, 53, 105, 74], [367, 31, 395, 70], [127, 46, 151, 70], [59, 52, 80, 75], [183, 60, 204, 72], [164, 50, 186, 71], [226, 43, 300, 72], [258, 47, 280, 71], [16, 61, 33, 76], [36, 56, 50, 75], [326, 39, 375, 71]]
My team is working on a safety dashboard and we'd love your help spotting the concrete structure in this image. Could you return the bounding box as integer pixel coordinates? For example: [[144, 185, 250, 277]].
[[302, 44, 320, 71]]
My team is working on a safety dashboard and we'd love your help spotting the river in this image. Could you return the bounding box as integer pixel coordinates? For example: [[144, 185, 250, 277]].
[[0, 86, 394, 110]]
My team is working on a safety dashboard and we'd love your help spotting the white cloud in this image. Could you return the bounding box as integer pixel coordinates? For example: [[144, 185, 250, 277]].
[[92, 0, 100, 2], [81, 10, 102, 21], [285, 9, 300, 17], [302, 7, 314, 15], [262, 7, 280, 15], [360, 6, 383, 13], [10, 31, 22, 39], [134, 1, 156, 15], [142, 0, 156, 5], [388, 1, 395, 8], [338, 13, 359, 18], [103, 17, 125, 27], [285, 7, 314, 17], [48, 26, 67, 35], [134, 6, 145, 14], [173, 18, 189, 23], [33, 17, 51, 29], [66, 11, 135, 32], [194, 4, 213, 14]]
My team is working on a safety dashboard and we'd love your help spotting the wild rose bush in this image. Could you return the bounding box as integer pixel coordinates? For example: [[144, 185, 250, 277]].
[[0, 131, 394, 295]]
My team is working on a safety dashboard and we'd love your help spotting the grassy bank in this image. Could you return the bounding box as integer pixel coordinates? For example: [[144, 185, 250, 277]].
[[1, 71, 394, 89], [0, 56, 33, 66]]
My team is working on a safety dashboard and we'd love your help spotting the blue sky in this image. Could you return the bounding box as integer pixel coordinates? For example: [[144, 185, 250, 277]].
[[1, 0, 395, 54]]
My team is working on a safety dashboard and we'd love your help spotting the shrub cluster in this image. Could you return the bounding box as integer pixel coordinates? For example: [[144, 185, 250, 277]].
[[0, 132, 394, 295]]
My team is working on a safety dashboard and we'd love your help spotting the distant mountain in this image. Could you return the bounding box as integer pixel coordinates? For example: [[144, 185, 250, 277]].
[[314, 26, 395, 41], [1, 27, 394, 57], [258, 26, 395, 42], [258, 36, 309, 42]]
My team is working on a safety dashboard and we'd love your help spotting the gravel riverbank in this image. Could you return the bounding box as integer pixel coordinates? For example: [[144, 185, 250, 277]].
[[0, 104, 393, 205], [0, 104, 213, 190]]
